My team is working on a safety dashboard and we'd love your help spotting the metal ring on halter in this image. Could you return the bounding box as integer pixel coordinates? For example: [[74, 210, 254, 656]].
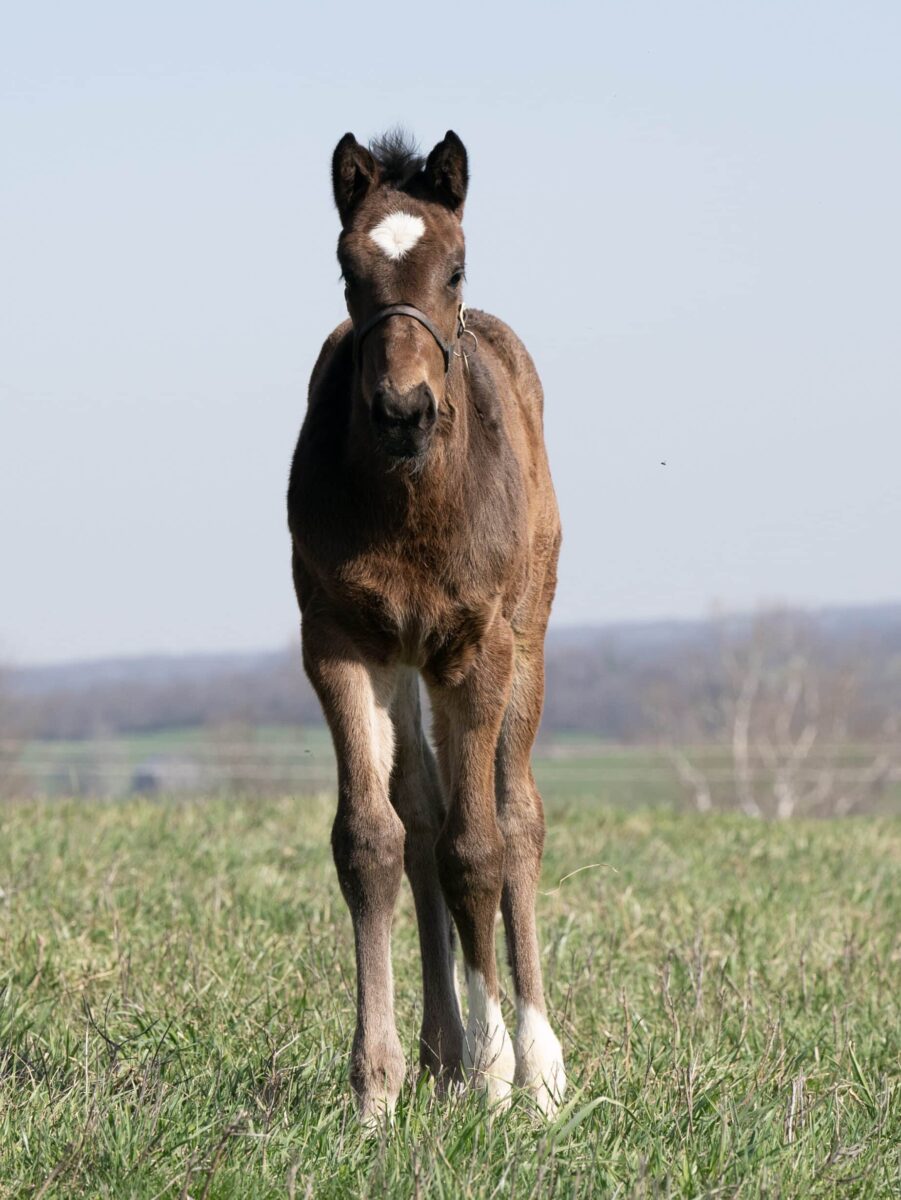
[[454, 302, 478, 360], [454, 328, 479, 360]]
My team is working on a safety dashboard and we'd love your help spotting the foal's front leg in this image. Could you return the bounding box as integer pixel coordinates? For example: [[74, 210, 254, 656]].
[[429, 622, 517, 1106], [303, 627, 405, 1124]]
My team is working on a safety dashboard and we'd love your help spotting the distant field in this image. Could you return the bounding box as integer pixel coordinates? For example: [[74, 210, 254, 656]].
[[15, 726, 901, 814], [1, 792, 898, 1197]]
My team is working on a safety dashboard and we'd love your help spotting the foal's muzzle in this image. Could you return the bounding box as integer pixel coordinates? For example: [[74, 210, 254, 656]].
[[371, 382, 437, 459]]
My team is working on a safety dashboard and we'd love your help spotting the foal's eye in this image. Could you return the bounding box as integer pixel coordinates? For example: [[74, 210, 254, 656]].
[[448, 268, 465, 289]]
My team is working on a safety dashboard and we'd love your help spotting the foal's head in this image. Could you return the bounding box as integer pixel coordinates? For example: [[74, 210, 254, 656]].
[[332, 130, 469, 462]]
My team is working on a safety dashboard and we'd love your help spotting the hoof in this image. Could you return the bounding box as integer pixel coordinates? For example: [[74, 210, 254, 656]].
[[513, 1003, 566, 1118], [351, 1035, 406, 1129], [419, 1021, 465, 1096], [465, 1028, 516, 1107], [356, 1092, 398, 1132]]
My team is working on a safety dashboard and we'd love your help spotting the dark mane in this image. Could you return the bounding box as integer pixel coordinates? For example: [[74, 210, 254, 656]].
[[369, 128, 424, 187]]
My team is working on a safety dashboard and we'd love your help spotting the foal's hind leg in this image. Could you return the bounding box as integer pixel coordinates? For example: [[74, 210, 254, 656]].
[[302, 622, 406, 1124], [429, 622, 517, 1107], [389, 670, 464, 1086], [496, 642, 566, 1116]]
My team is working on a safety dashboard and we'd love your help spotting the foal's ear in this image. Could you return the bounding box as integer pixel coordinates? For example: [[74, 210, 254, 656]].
[[332, 133, 380, 225], [423, 131, 469, 216]]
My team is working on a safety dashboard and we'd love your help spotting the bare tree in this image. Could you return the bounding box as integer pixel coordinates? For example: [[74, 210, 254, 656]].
[[658, 610, 898, 818]]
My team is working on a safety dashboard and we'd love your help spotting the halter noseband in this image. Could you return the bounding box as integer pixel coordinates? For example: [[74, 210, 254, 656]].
[[354, 303, 464, 375]]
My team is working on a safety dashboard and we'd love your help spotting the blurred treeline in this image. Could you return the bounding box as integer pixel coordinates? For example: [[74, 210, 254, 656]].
[[5, 604, 900, 744]]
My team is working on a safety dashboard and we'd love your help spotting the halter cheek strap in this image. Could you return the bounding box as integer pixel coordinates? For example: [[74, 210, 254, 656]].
[[354, 303, 461, 374]]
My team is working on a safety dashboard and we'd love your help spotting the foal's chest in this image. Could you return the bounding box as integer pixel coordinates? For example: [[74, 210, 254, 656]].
[[324, 528, 515, 684], [293, 398, 529, 680]]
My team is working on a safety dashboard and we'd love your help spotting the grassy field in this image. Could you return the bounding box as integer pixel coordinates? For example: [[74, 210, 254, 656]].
[[1, 791, 899, 1198]]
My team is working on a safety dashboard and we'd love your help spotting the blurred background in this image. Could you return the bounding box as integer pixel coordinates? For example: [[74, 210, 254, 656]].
[[2, 2, 899, 812]]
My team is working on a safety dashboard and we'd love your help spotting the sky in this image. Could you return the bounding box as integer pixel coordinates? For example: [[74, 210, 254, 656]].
[[1, 2, 900, 665]]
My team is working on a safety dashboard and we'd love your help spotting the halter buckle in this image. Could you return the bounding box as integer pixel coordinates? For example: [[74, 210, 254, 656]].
[[454, 302, 478, 362]]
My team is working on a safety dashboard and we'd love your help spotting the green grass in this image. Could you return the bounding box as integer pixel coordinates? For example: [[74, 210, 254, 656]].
[[1, 792, 899, 1197]]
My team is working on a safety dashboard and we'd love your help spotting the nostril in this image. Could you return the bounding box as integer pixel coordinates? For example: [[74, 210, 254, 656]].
[[372, 387, 402, 426], [372, 383, 436, 430], [418, 385, 437, 428]]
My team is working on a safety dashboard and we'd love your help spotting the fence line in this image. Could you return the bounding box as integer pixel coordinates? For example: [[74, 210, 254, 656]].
[[17, 761, 901, 784], [6, 739, 898, 759]]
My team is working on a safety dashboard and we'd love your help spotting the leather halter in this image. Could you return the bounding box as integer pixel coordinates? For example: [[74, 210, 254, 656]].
[[354, 303, 461, 374]]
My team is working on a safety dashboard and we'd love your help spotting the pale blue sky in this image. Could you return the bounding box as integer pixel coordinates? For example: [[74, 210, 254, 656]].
[[2, 2, 899, 664]]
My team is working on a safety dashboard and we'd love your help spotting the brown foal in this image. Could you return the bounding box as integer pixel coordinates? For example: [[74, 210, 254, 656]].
[[288, 129, 565, 1121]]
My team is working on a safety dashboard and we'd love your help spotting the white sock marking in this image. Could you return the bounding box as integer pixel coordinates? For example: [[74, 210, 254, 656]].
[[369, 211, 426, 261], [514, 999, 566, 1117], [463, 969, 515, 1105]]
